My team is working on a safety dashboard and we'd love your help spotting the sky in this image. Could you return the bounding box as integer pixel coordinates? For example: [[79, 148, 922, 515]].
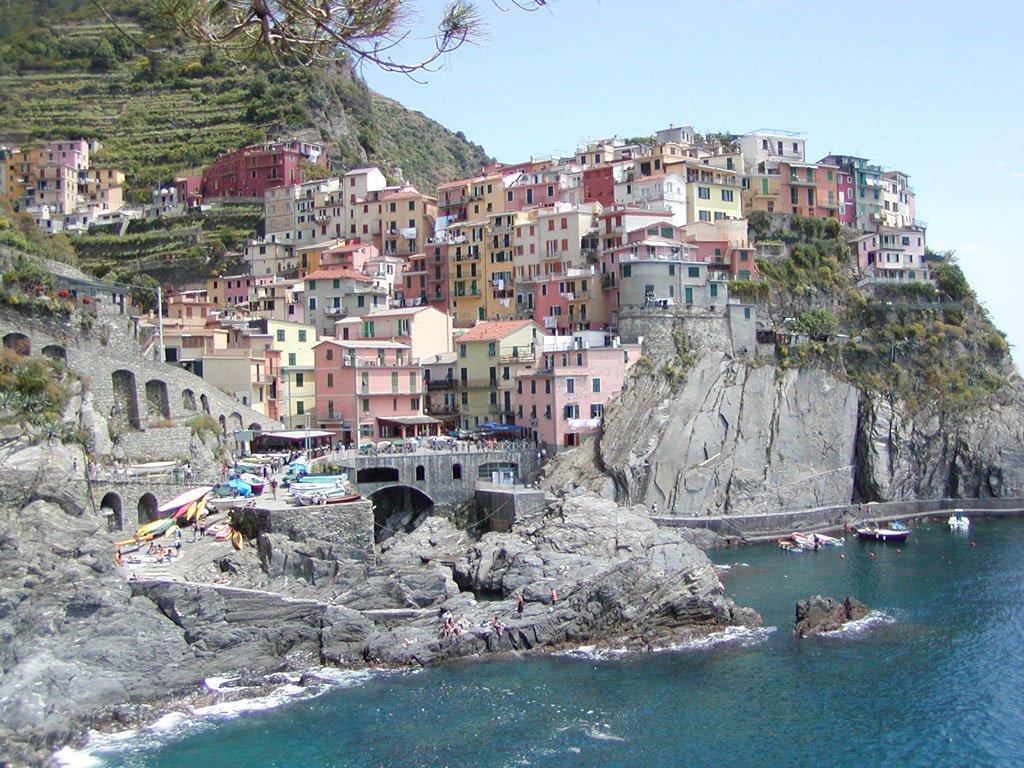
[[363, 0, 1024, 367]]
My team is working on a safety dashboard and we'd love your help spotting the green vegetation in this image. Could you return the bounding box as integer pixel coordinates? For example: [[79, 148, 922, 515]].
[[0, 4, 491, 201], [187, 414, 219, 437], [750, 216, 1010, 414], [0, 253, 76, 316], [0, 200, 77, 265], [0, 348, 72, 425]]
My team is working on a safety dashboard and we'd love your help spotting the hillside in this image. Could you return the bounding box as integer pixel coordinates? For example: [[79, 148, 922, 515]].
[[0, 3, 491, 198]]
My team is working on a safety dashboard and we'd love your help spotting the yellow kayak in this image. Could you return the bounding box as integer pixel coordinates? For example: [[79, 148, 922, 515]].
[[135, 517, 170, 537], [231, 530, 243, 550], [189, 496, 207, 522]]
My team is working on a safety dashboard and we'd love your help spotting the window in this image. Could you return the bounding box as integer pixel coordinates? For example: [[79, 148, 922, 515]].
[[744, 307, 751, 320], [622, 265, 631, 278], [698, 186, 711, 199], [591, 403, 604, 418], [530, 380, 536, 394], [326, 348, 333, 360], [563, 404, 579, 419], [459, 343, 467, 357], [410, 372, 417, 392], [288, 353, 297, 366], [411, 397, 420, 410], [391, 372, 399, 392], [298, 329, 307, 342], [308, 281, 317, 290], [361, 371, 369, 391], [327, 400, 334, 417], [276, 329, 286, 342], [699, 210, 711, 222], [416, 465, 425, 481], [592, 377, 601, 393], [362, 398, 370, 412], [357, 295, 365, 308], [309, 297, 317, 310], [487, 342, 496, 356], [688, 266, 700, 278], [722, 189, 734, 202], [296, 401, 304, 415], [710, 283, 718, 298], [452, 463, 462, 480], [326, 373, 333, 388], [566, 378, 575, 394]]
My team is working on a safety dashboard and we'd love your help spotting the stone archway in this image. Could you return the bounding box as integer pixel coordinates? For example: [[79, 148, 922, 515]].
[[137, 492, 159, 524], [3, 332, 30, 356], [218, 414, 227, 435], [200, 393, 210, 414], [111, 370, 141, 429], [229, 412, 243, 432], [182, 388, 197, 412], [368, 485, 435, 543], [41, 344, 67, 362], [100, 492, 123, 532], [247, 422, 261, 431], [145, 379, 171, 421]]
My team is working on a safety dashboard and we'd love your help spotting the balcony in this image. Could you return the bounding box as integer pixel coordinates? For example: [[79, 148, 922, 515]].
[[500, 353, 534, 364], [787, 176, 815, 187], [324, 306, 346, 317], [426, 379, 454, 390], [459, 379, 499, 389], [488, 403, 514, 415]]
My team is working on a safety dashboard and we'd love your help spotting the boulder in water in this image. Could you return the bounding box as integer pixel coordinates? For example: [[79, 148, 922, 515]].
[[794, 595, 869, 637]]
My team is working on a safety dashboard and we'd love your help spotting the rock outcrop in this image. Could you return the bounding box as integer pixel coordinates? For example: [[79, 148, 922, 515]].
[[793, 595, 869, 637]]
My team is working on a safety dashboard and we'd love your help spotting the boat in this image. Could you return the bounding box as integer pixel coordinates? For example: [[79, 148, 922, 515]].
[[290, 486, 362, 506], [948, 510, 970, 531], [211, 523, 232, 541], [792, 532, 844, 549], [296, 474, 349, 484], [231, 530, 243, 550], [206, 496, 241, 511], [157, 486, 214, 515], [778, 538, 803, 553], [856, 526, 910, 543], [238, 473, 265, 494]]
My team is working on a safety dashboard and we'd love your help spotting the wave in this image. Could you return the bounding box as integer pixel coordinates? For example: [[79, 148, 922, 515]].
[[651, 625, 776, 653], [817, 610, 895, 639], [54, 668, 391, 767]]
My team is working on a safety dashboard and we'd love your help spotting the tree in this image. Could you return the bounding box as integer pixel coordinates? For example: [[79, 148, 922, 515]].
[[93, 0, 550, 70], [89, 37, 118, 71], [129, 274, 160, 313]]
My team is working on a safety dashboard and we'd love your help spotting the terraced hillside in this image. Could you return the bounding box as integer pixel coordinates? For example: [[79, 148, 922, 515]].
[[0, 7, 491, 197]]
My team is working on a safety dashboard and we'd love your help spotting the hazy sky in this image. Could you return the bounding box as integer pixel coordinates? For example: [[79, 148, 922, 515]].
[[364, 0, 1024, 367]]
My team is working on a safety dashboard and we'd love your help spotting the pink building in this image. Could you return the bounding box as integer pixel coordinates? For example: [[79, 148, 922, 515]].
[[201, 140, 327, 201], [313, 339, 439, 444], [514, 333, 639, 453]]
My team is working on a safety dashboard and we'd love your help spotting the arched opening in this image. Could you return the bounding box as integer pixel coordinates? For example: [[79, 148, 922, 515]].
[[247, 422, 261, 431], [452, 463, 463, 480], [218, 414, 226, 435], [111, 369, 141, 429], [41, 344, 67, 362], [3, 332, 31, 356], [229, 412, 243, 432], [145, 379, 171, 421], [137, 492, 159, 524], [182, 389, 197, 411], [415, 464, 426, 482], [100, 492, 123, 532], [357, 466, 400, 483], [200, 393, 210, 414], [369, 485, 434, 543]]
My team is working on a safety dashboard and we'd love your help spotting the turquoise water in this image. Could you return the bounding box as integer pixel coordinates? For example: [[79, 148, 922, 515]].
[[74, 519, 1024, 768]]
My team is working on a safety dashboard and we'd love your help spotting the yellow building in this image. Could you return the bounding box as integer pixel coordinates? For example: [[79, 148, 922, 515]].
[[666, 159, 743, 224], [266, 318, 319, 427], [447, 219, 488, 325], [378, 185, 437, 258], [742, 173, 783, 215], [453, 319, 545, 430]]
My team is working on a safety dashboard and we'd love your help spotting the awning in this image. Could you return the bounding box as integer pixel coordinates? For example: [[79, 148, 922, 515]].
[[256, 430, 336, 441], [376, 415, 441, 426]]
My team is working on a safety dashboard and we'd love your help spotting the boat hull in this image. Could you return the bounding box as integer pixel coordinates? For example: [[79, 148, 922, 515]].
[[856, 528, 910, 542]]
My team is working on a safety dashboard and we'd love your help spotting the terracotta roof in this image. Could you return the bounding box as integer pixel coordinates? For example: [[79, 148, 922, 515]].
[[303, 268, 372, 283], [456, 320, 535, 342]]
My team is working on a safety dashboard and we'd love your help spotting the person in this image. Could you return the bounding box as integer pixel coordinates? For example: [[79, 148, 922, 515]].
[[199, 519, 207, 538], [114, 549, 124, 566], [271, 478, 278, 499], [191, 524, 198, 542], [174, 538, 182, 555], [491, 615, 504, 637], [517, 594, 525, 615], [550, 587, 558, 605], [652, 502, 658, 514], [72, 458, 78, 475]]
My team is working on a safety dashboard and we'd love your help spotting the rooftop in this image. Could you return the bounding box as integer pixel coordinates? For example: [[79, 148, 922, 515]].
[[457, 319, 536, 342]]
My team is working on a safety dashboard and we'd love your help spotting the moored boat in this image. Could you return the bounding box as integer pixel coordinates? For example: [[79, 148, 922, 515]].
[[792, 532, 844, 549], [856, 526, 910, 543], [779, 538, 804, 553], [948, 510, 970, 531]]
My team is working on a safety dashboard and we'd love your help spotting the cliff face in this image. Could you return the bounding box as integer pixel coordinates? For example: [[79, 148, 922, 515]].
[[599, 348, 1024, 515]]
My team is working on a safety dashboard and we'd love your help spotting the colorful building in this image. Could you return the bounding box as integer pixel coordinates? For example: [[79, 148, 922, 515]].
[[201, 140, 327, 201]]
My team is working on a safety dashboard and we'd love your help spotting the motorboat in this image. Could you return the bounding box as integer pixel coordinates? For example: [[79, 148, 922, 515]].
[[778, 538, 804, 553], [856, 526, 910, 543], [948, 510, 970, 531]]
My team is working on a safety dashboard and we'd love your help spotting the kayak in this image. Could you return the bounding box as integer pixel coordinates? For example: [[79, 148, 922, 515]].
[[231, 530, 243, 550], [158, 486, 214, 514]]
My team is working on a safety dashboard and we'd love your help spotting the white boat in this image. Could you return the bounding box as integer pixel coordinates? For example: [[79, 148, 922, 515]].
[[948, 510, 970, 531], [792, 532, 844, 549]]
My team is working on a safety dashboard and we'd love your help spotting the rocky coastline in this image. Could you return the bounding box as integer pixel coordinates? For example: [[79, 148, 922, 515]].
[[0, 441, 758, 767]]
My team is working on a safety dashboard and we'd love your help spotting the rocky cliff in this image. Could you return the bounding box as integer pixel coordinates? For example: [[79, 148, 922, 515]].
[[596, 327, 1024, 516]]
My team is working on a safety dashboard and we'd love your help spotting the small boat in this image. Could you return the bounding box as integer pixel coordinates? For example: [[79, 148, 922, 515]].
[[212, 523, 232, 541], [778, 538, 803, 553], [231, 530, 243, 550], [296, 474, 349, 484], [158, 486, 214, 515], [239, 473, 266, 494], [856, 526, 910, 543], [792, 532, 844, 549], [948, 510, 970, 531], [290, 487, 362, 506]]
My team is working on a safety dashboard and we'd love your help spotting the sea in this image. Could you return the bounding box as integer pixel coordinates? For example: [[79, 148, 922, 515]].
[[58, 518, 1024, 768]]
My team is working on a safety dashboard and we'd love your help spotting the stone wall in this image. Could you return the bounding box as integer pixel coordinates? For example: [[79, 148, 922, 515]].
[[0, 307, 279, 463], [232, 501, 374, 561], [475, 484, 549, 532]]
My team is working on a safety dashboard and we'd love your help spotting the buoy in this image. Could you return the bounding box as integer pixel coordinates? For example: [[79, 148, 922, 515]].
[[896, 549, 901, 554], [869, 552, 875, 559], [971, 542, 977, 547], [840, 554, 845, 559]]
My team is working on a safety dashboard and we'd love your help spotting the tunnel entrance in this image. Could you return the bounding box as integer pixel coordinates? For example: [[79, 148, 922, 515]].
[[368, 485, 434, 543]]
